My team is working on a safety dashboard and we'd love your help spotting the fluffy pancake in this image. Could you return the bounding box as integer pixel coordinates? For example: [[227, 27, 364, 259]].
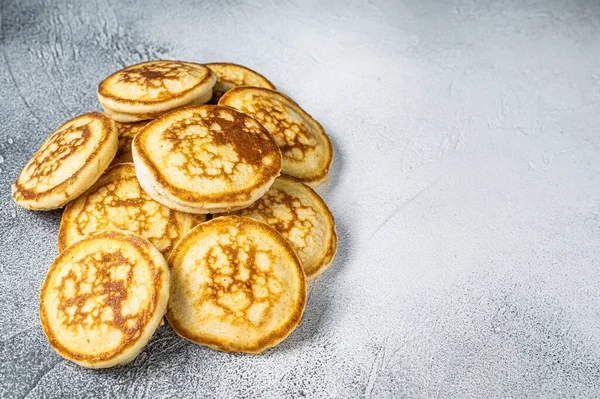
[[98, 61, 216, 121], [12, 112, 118, 210], [227, 175, 337, 280], [40, 229, 170, 368], [111, 121, 149, 165], [166, 216, 306, 353], [132, 105, 282, 214], [206, 63, 276, 103], [58, 163, 205, 257], [219, 87, 333, 186]]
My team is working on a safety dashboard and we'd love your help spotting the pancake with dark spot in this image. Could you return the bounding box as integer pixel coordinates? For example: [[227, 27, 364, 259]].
[[166, 216, 306, 353], [40, 229, 170, 368], [219, 87, 333, 186], [12, 112, 118, 210], [132, 105, 282, 214], [98, 60, 216, 122]]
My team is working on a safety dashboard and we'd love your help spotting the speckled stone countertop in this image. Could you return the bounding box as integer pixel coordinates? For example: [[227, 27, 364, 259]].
[[2, 0, 600, 397]]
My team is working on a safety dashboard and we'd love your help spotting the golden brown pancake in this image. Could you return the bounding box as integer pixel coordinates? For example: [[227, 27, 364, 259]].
[[111, 121, 149, 165], [98, 61, 216, 122], [12, 112, 118, 210], [166, 216, 306, 353], [132, 105, 282, 214], [228, 175, 337, 280], [206, 63, 276, 103], [40, 229, 170, 368], [58, 163, 205, 257], [219, 87, 333, 186]]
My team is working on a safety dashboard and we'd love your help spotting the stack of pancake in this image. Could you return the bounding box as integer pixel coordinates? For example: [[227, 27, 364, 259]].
[[13, 61, 338, 367]]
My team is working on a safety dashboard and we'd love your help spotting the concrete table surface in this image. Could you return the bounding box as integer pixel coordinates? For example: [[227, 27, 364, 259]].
[[1, 0, 600, 397]]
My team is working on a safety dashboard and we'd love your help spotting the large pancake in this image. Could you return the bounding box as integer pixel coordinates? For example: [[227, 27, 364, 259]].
[[227, 175, 337, 280], [12, 112, 118, 210], [40, 229, 170, 368], [111, 121, 149, 165], [206, 63, 276, 104], [58, 163, 205, 257], [98, 60, 216, 121], [166, 216, 306, 353], [219, 87, 333, 186], [132, 105, 282, 214]]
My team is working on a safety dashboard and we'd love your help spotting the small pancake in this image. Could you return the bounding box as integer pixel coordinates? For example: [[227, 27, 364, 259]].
[[111, 121, 149, 165], [40, 229, 170, 368], [98, 60, 216, 120], [206, 63, 276, 103], [132, 105, 282, 214], [227, 175, 337, 280], [219, 87, 333, 186], [59, 163, 205, 257], [12, 112, 118, 210], [166, 216, 306, 353]]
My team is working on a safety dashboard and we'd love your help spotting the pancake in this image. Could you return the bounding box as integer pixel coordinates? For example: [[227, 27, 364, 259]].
[[166, 216, 306, 353], [206, 63, 276, 103], [219, 87, 333, 186], [40, 229, 170, 368], [58, 163, 205, 257], [12, 112, 118, 210], [98, 60, 216, 122], [227, 175, 337, 280], [111, 121, 149, 165], [132, 105, 282, 214]]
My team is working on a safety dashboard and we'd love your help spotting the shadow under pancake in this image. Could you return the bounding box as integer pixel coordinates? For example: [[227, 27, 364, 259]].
[[314, 127, 345, 196], [259, 124, 353, 354], [264, 217, 353, 354], [26, 208, 63, 226]]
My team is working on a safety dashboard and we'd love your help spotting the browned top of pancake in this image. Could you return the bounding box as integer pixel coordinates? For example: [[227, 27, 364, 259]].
[[166, 216, 306, 353], [218, 87, 333, 185], [206, 62, 276, 104], [12, 112, 115, 202], [98, 61, 214, 107], [134, 105, 282, 203], [40, 230, 166, 363], [58, 163, 203, 256], [206, 63, 276, 89]]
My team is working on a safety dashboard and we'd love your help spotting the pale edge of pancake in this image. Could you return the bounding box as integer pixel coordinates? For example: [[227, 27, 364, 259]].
[[103, 89, 214, 123]]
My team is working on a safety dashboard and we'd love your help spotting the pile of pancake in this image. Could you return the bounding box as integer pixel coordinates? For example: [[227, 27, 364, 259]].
[[13, 61, 337, 368]]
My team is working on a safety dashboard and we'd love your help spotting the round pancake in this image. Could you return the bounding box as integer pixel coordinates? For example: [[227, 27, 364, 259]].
[[166, 216, 306, 353], [227, 175, 337, 281], [219, 87, 333, 186], [98, 60, 216, 116], [132, 105, 282, 214], [12, 112, 118, 210], [40, 229, 170, 368], [58, 163, 205, 257], [111, 121, 149, 165], [206, 63, 276, 103]]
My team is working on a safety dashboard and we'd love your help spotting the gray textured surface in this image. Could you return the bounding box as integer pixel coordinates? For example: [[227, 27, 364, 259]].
[[1, 0, 600, 397]]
